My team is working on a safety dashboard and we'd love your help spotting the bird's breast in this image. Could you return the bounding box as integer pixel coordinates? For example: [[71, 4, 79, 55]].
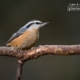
[[21, 30, 39, 49]]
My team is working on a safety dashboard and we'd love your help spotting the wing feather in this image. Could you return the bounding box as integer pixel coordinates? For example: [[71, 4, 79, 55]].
[[6, 32, 22, 44], [6, 27, 26, 45]]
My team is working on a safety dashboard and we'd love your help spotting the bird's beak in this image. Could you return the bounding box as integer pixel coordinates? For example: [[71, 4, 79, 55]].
[[41, 22, 49, 27]]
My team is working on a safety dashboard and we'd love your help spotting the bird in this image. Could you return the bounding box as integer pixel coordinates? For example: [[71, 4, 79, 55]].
[[6, 20, 49, 50]]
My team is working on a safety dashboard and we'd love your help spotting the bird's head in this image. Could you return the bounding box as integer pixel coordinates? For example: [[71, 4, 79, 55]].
[[23, 20, 49, 30]]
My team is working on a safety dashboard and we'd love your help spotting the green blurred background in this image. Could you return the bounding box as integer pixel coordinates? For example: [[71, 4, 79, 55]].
[[0, 0, 80, 80]]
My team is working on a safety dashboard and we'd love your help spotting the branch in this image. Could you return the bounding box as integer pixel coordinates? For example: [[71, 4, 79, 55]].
[[0, 45, 80, 80], [0, 45, 80, 61], [15, 60, 24, 80]]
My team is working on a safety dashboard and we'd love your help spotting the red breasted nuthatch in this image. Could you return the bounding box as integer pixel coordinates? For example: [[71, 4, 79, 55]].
[[6, 20, 49, 50]]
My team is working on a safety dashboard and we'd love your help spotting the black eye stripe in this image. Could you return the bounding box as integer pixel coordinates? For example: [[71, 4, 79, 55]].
[[25, 22, 42, 29], [26, 23, 34, 28], [36, 22, 42, 24], [36, 22, 40, 24]]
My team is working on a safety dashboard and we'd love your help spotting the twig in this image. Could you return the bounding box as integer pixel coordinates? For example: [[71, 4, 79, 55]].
[[15, 60, 24, 80]]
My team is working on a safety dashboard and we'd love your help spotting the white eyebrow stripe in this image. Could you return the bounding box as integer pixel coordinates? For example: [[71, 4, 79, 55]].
[[22, 20, 42, 28]]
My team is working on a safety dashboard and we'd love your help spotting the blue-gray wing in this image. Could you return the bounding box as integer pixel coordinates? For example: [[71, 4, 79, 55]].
[[6, 27, 26, 44], [6, 32, 22, 45]]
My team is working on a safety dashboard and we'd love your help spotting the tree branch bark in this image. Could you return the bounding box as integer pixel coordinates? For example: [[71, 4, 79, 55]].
[[15, 60, 24, 80], [0, 45, 80, 61], [0, 45, 80, 80]]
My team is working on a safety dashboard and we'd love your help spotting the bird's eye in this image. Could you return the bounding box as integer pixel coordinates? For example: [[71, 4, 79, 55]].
[[36, 22, 41, 24]]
